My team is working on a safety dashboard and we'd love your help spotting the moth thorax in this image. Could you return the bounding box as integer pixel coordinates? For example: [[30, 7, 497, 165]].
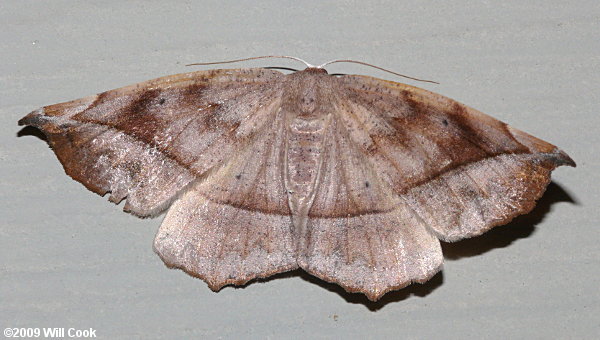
[[284, 74, 332, 119]]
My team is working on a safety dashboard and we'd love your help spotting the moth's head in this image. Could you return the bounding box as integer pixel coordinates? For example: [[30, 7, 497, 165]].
[[281, 67, 337, 117], [301, 67, 329, 75]]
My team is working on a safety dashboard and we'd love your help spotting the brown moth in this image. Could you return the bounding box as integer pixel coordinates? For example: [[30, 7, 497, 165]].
[[19, 58, 574, 301]]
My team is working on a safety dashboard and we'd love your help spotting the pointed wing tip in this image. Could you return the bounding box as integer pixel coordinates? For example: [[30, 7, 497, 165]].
[[364, 264, 444, 301], [301, 261, 444, 302], [18, 108, 45, 127], [154, 236, 299, 294], [557, 150, 576, 167], [545, 148, 576, 168], [155, 258, 298, 294], [360, 272, 442, 302], [362, 284, 410, 302], [17, 117, 28, 126], [152, 243, 230, 291]]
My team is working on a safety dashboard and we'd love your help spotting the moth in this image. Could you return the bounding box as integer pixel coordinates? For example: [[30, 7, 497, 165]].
[[19, 57, 574, 301]]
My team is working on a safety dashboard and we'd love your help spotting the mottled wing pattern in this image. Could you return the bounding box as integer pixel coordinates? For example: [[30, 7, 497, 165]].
[[299, 74, 574, 300], [153, 106, 298, 289], [20, 68, 298, 288], [337, 75, 574, 241], [298, 108, 443, 300], [18, 68, 285, 216], [20, 65, 575, 300]]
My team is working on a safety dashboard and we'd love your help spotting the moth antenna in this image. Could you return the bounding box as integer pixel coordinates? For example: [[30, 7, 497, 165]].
[[186, 56, 315, 68], [318, 59, 439, 84]]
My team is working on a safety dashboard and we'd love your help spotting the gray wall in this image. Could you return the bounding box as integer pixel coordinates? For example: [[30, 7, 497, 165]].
[[2, 1, 598, 338]]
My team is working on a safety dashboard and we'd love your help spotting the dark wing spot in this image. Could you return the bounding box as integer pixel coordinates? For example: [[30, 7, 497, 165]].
[[442, 119, 449, 126], [179, 83, 209, 107], [235, 174, 242, 180], [103, 89, 166, 144], [365, 181, 370, 188], [124, 160, 143, 181], [125, 89, 162, 116], [446, 103, 497, 155]]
